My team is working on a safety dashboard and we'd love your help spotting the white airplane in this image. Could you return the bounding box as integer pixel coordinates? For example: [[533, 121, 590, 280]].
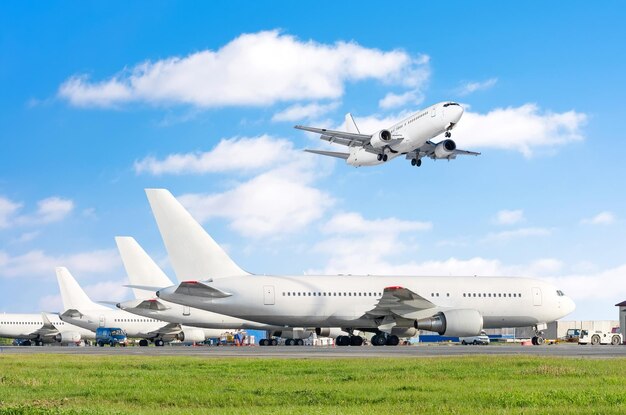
[[0, 312, 93, 346], [55, 267, 221, 346], [296, 102, 480, 167], [147, 188, 576, 347], [143, 190, 348, 345]]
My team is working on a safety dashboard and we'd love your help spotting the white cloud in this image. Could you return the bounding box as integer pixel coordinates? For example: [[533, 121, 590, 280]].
[[322, 212, 432, 235], [272, 101, 340, 122], [581, 211, 615, 225], [179, 167, 334, 238], [0, 197, 22, 228], [134, 135, 295, 175], [59, 30, 429, 108], [0, 195, 74, 228], [11, 231, 40, 244], [457, 78, 498, 96], [549, 263, 626, 302], [454, 104, 587, 157], [494, 209, 524, 225], [0, 249, 120, 279], [484, 227, 552, 241], [378, 90, 424, 109]]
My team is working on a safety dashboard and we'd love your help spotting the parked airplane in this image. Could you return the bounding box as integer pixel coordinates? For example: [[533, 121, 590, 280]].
[[147, 188, 576, 347], [0, 312, 93, 346], [143, 190, 349, 345], [296, 102, 479, 167], [55, 267, 221, 346]]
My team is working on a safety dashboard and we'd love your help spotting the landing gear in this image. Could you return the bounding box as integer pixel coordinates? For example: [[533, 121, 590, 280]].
[[445, 131, 452, 138], [531, 325, 545, 345], [138, 339, 149, 347], [410, 158, 422, 167], [35, 340, 44, 346], [335, 335, 351, 346], [259, 339, 268, 346], [350, 336, 363, 346], [285, 338, 294, 346], [296, 339, 304, 346], [154, 339, 165, 347], [371, 334, 387, 346], [386, 335, 400, 346], [21, 340, 32, 346], [377, 153, 389, 162]]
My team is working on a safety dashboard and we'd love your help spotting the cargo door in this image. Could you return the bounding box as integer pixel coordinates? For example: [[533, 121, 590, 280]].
[[263, 285, 275, 305], [532, 287, 542, 306], [99, 315, 106, 327]]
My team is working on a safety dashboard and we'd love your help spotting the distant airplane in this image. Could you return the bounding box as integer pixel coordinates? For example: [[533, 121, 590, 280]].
[[56, 267, 220, 346], [296, 102, 480, 167], [0, 312, 93, 346], [147, 188, 576, 347]]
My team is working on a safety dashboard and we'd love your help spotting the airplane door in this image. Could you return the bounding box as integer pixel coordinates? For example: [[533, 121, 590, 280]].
[[183, 306, 191, 316], [430, 106, 436, 117], [99, 315, 105, 327], [532, 287, 542, 306], [263, 286, 275, 305]]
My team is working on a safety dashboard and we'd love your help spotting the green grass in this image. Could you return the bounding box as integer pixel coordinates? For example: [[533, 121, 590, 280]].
[[0, 355, 625, 414]]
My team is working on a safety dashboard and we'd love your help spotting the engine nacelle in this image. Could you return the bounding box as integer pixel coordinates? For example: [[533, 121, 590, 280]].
[[315, 328, 349, 338], [414, 309, 483, 337], [369, 129, 392, 149], [271, 328, 314, 340], [55, 331, 81, 344], [434, 139, 456, 159], [176, 329, 206, 343]]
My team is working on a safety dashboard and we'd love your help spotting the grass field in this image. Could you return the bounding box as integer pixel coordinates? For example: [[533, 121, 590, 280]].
[[0, 355, 625, 414]]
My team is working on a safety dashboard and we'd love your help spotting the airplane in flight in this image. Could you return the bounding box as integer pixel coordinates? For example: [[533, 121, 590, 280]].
[[137, 193, 350, 345], [147, 188, 576, 347], [56, 267, 222, 346], [115, 236, 320, 345], [296, 102, 480, 167], [0, 312, 94, 346]]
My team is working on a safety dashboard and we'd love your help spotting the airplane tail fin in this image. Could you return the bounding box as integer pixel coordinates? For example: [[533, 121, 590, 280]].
[[345, 113, 361, 134], [55, 267, 109, 311], [145, 189, 250, 281], [115, 236, 174, 299]]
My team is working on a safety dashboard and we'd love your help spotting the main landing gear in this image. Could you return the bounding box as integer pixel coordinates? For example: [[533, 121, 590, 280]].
[[285, 338, 305, 346], [410, 158, 422, 167], [376, 153, 388, 162], [335, 335, 364, 346], [371, 333, 400, 346], [259, 338, 279, 346]]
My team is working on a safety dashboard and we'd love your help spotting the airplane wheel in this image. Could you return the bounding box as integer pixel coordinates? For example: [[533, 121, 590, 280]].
[[259, 339, 267, 346], [372, 334, 387, 346], [411, 159, 417, 166], [386, 335, 400, 346], [350, 336, 363, 346], [377, 154, 383, 161], [296, 339, 304, 346], [461, 340, 467, 345], [139, 339, 149, 347], [285, 339, 294, 346], [271, 338, 278, 346], [382, 154, 388, 162], [416, 159, 422, 167], [536, 337, 545, 345], [445, 132, 451, 138]]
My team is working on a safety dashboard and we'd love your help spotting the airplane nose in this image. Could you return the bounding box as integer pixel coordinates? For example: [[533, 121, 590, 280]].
[[563, 297, 576, 315], [454, 105, 464, 122]]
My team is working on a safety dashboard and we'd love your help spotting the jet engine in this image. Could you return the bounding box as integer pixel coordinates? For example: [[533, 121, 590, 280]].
[[315, 328, 349, 338], [176, 329, 206, 343], [55, 331, 81, 344], [414, 309, 483, 337], [434, 139, 456, 159], [370, 129, 393, 149]]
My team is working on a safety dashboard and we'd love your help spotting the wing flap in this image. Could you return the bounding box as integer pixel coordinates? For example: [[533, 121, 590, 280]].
[[304, 149, 350, 159], [295, 125, 370, 143]]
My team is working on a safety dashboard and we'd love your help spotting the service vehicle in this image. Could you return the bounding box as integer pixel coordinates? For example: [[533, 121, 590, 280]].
[[96, 327, 128, 347], [459, 331, 490, 345], [578, 329, 622, 345]]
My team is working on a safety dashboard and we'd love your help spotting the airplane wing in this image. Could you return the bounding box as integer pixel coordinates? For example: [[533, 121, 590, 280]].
[[304, 149, 349, 160], [139, 322, 183, 339], [363, 286, 437, 332], [31, 313, 60, 339], [409, 141, 481, 160]]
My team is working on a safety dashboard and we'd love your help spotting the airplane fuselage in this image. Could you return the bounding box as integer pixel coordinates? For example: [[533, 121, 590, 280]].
[[158, 275, 575, 332], [0, 313, 95, 342]]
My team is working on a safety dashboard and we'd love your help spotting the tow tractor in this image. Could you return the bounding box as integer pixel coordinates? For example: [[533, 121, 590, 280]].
[[578, 328, 622, 346]]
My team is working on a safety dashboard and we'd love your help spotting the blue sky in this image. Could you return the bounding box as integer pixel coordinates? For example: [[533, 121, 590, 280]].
[[1, 2, 625, 320]]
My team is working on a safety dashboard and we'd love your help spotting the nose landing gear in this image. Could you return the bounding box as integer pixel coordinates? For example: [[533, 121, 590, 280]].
[[410, 158, 422, 167], [376, 153, 388, 162], [445, 131, 452, 138]]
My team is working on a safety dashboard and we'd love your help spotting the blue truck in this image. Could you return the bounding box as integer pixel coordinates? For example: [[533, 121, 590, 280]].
[[95, 327, 128, 347]]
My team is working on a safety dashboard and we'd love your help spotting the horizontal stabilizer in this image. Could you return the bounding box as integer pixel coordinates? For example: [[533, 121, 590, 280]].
[[124, 284, 165, 292], [175, 280, 232, 299], [304, 149, 349, 160]]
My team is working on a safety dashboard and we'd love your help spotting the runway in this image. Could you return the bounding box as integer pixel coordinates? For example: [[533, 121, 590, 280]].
[[2, 343, 626, 358]]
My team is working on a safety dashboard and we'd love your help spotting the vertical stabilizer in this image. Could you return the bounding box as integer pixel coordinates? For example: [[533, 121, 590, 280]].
[[55, 267, 109, 311], [115, 236, 173, 299], [345, 113, 361, 134], [145, 189, 250, 280]]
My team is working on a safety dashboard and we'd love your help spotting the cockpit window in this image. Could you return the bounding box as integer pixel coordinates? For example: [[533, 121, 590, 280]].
[[443, 102, 460, 107], [556, 290, 565, 296]]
